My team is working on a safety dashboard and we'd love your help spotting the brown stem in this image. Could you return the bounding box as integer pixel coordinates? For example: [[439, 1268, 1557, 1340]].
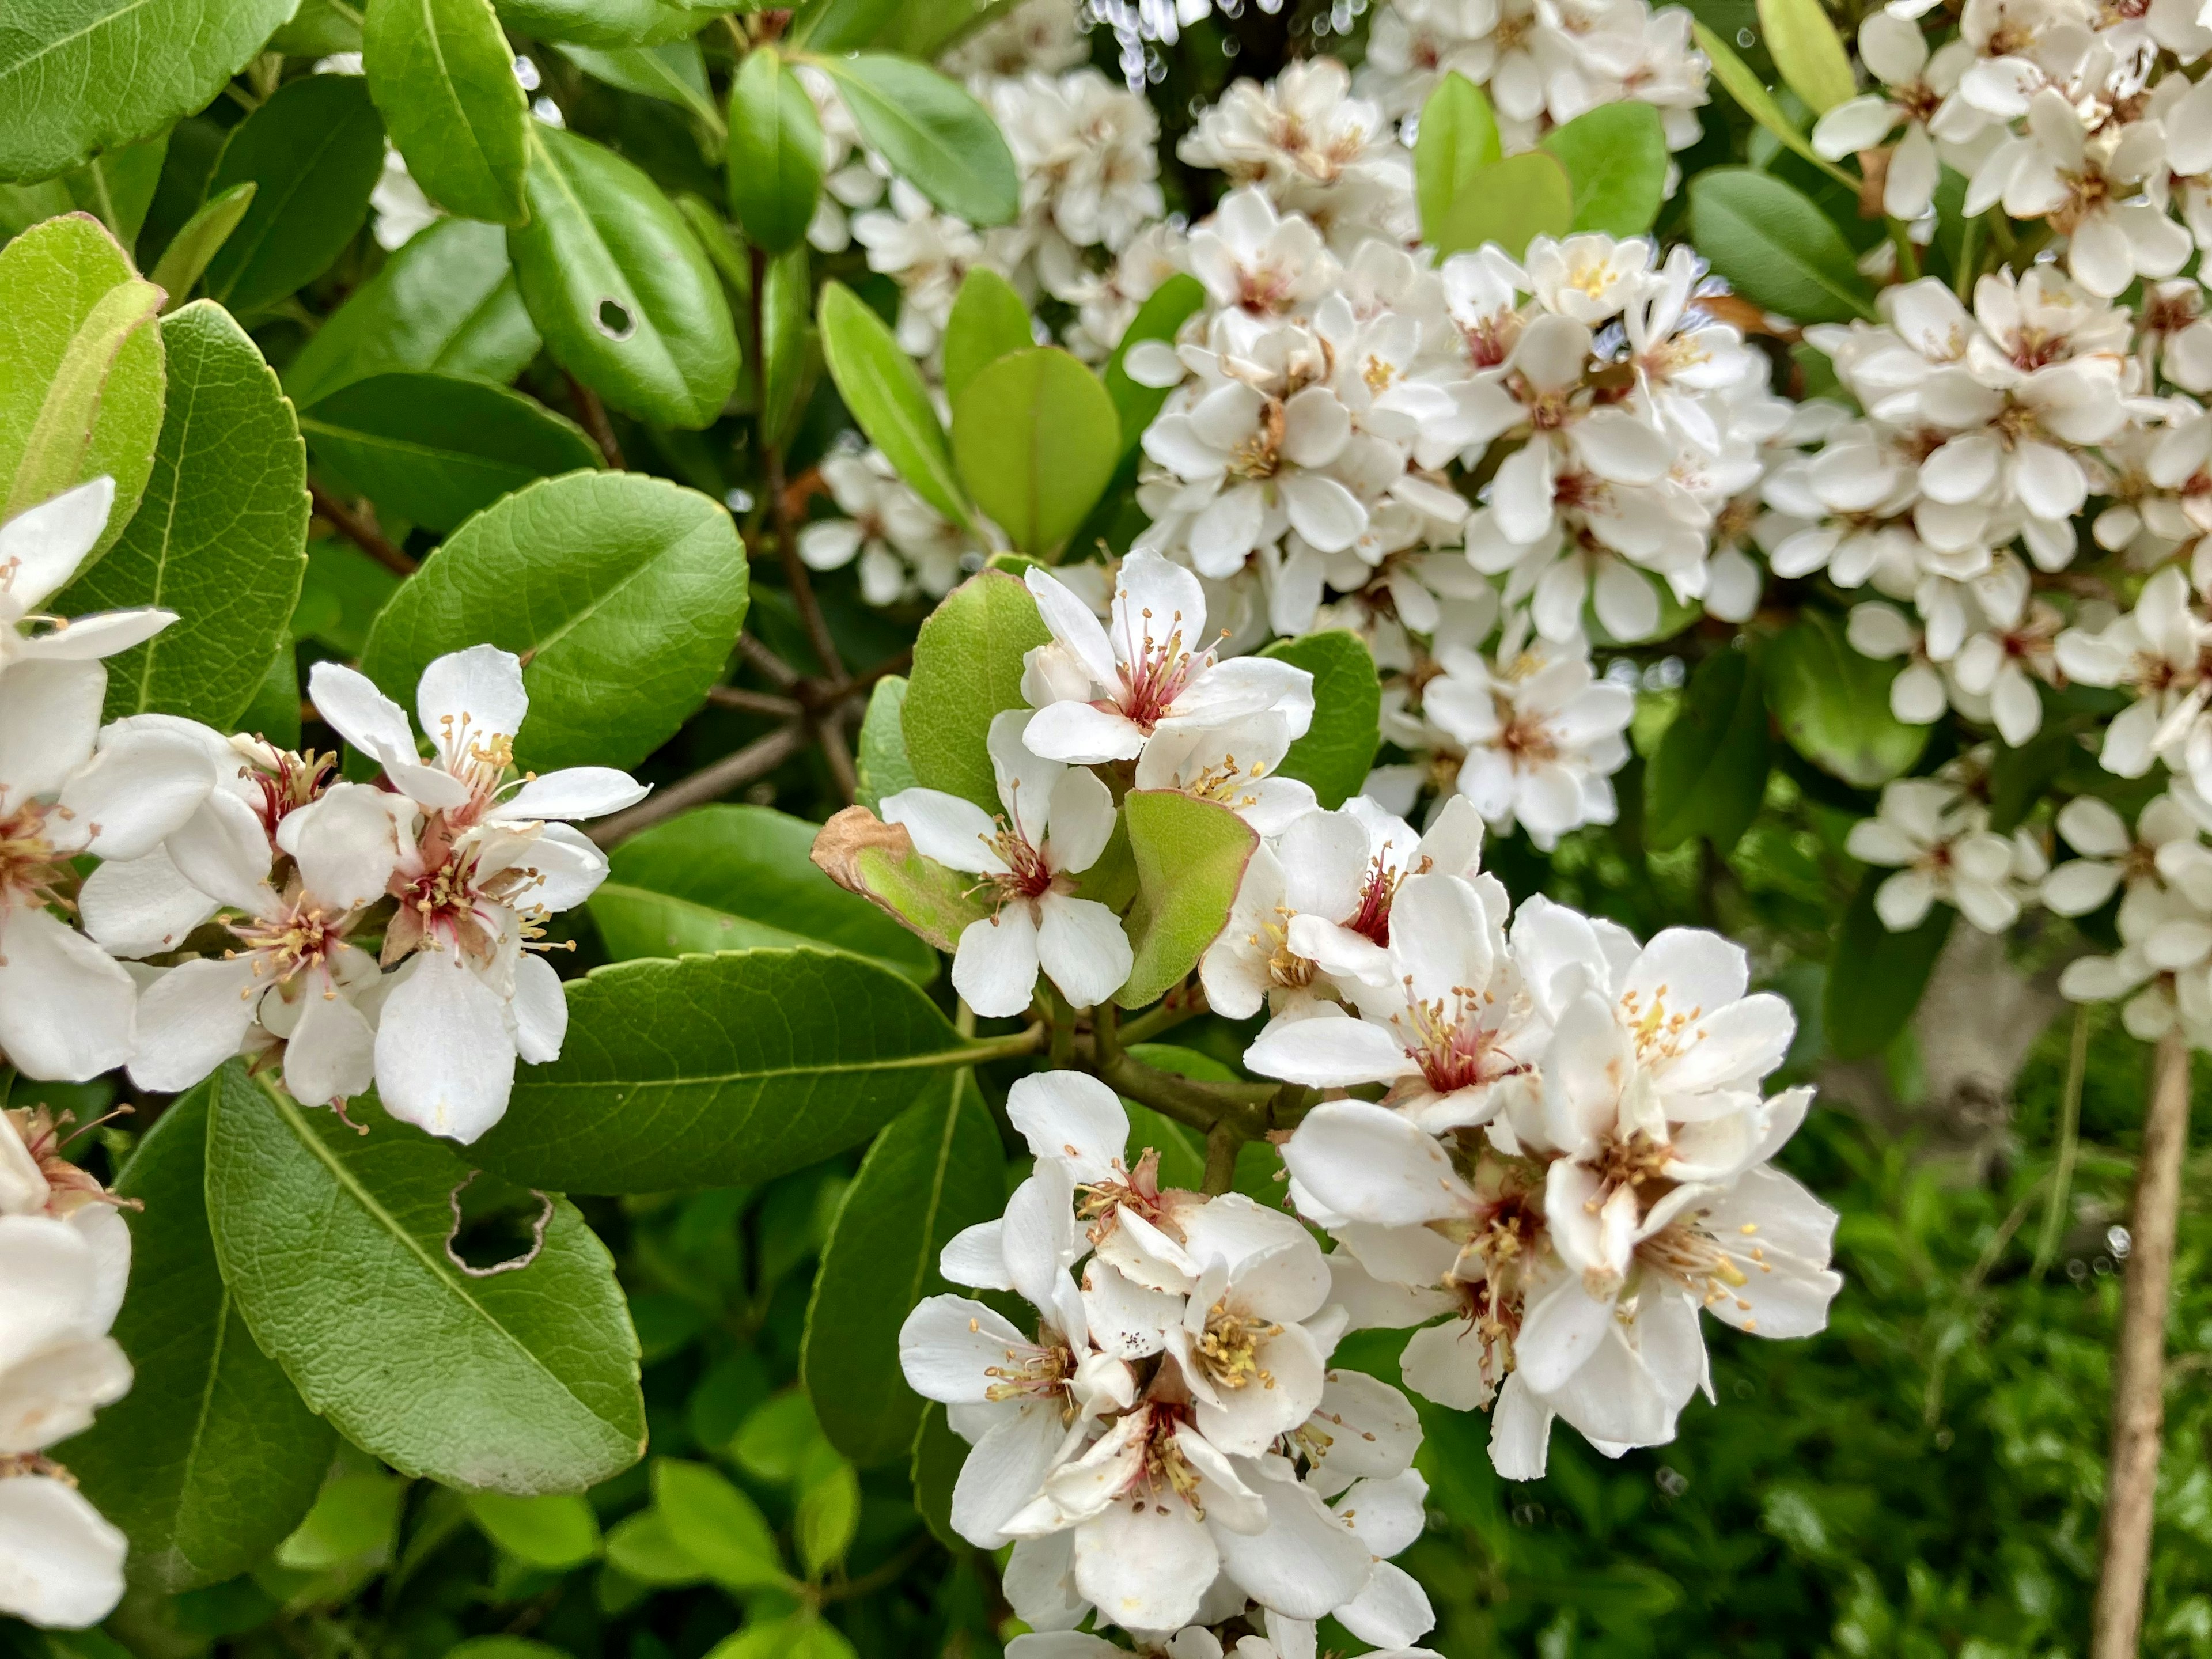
[[740, 632, 803, 690], [2093, 1025, 2192, 1659], [815, 707, 858, 805], [707, 684, 805, 718], [747, 243, 846, 690], [563, 372, 624, 469], [310, 483, 416, 576], [1202, 1120, 1242, 1195], [587, 721, 809, 846]]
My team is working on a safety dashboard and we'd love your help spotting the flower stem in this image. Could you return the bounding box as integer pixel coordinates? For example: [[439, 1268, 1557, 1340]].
[[1203, 1120, 1242, 1195], [2033, 1005, 2089, 1277], [960, 1024, 1049, 1066]]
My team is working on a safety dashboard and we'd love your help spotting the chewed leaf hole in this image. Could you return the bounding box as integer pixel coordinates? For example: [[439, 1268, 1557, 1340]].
[[595, 297, 635, 340], [445, 1169, 554, 1278]]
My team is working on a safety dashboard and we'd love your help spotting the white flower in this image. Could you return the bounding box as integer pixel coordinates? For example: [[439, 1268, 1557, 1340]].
[[1178, 60, 1415, 248], [0, 1472, 127, 1628], [882, 710, 1132, 1014], [1810, 14, 1970, 221], [1983, 96, 2189, 298], [1130, 711, 1320, 833], [800, 449, 970, 607], [2056, 566, 2212, 785], [1846, 777, 2021, 932], [2043, 793, 2195, 915], [0, 478, 176, 671]]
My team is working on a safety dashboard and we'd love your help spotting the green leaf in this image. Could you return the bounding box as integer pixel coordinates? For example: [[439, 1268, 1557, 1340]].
[[274, 0, 366, 54], [942, 268, 1032, 405], [1825, 870, 1953, 1060], [285, 218, 541, 408], [365, 0, 532, 225], [1643, 645, 1771, 854], [275, 1469, 406, 1570], [901, 569, 1051, 812], [1692, 25, 1854, 183], [465, 1493, 603, 1570], [60, 1082, 336, 1594], [510, 124, 742, 429], [855, 676, 916, 813], [358, 470, 747, 773], [588, 803, 939, 983], [652, 1460, 789, 1592], [789, 0, 903, 50], [1758, 0, 1858, 114], [240, 638, 302, 749], [707, 1619, 859, 1659], [727, 47, 823, 255], [603, 1510, 706, 1585], [0, 0, 296, 182], [559, 40, 721, 130], [204, 74, 388, 316], [63, 134, 167, 244], [950, 347, 1119, 557], [801, 1073, 1003, 1467], [813, 55, 1019, 228], [910, 1404, 963, 1551], [809, 802, 995, 952], [733, 1391, 831, 1484], [759, 241, 814, 448], [1414, 71, 1500, 240], [1430, 149, 1574, 260], [1104, 272, 1206, 455], [1764, 610, 1929, 787], [1118, 790, 1259, 1008], [796, 1460, 861, 1576], [1540, 103, 1668, 236], [817, 279, 971, 528], [204, 1063, 647, 1494], [0, 214, 163, 560], [496, 0, 727, 45], [1259, 631, 1377, 809], [146, 183, 256, 310], [1688, 166, 1876, 324], [471, 949, 981, 1194], [300, 372, 602, 533], [57, 301, 308, 730]]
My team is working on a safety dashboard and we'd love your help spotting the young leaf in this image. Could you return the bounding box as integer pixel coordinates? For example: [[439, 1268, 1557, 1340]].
[[901, 570, 1052, 811], [653, 1461, 789, 1592], [509, 124, 742, 429], [358, 471, 748, 772], [146, 183, 257, 311], [950, 347, 1120, 556], [1540, 103, 1669, 236], [60, 1081, 337, 1594], [0, 0, 296, 181], [604, 1509, 707, 1585], [1758, 0, 1858, 115], [817, 279, 972, 527], [1260, 631, 1379, 809], [759, 242, 815, 447], [465, 1493, 603, 1570], [587, 803, 940, 983], [58, 301, 308, 730], [364, 0, 532, 225], [728, 47, 824, 255], [204, 1063, 647, 1494], [813, 55, 1020, 227], [942, 268, 1033, 404], [796, 1460, 862, 1576], [204, 74, 388, 316], [1764, 609, 1930, 786], [1692, 23, 1854, 181], [1825, 870, 1954, 1060], [1643, 645, 1772, 854], [1414, 71, 1501, 239], [299, 371, 603, 532], [1687, 166, 1876, 323], [471, 949, 983, 1194], [1429, 149, 1574, 260], [1119, 790, 1259, 1008], [855, 675, 918, 811], [800, 1072, 1005, 1467], [1103, 271, 1206, 453]]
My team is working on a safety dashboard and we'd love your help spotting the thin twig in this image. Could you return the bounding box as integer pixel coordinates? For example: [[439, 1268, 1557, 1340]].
[[740, 632, 802, 690], [707, 684, 805, 718], [2036, 1005, 2091, 1275], [588, 721, 810, 846], [309, 483, 416, 576], [563, 372, 624, 469], [816, 710, 858, 805]]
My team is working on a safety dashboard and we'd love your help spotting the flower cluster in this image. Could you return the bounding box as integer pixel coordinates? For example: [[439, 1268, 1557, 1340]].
[[2051, 787, 2212, 1044]]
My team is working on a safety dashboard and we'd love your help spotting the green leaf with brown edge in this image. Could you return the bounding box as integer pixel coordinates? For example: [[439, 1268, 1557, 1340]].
[[365, 0, 531, 226], [204, 1063, 646, 1494], [1118, 789, 1259, 1009], [1825, 870, 1954, 1060], [1688, 166, 1876, 324], [1104, 271, 1206, 455], [942, 267, 1033, 405], [471, 948, 984, 1195], [810, 804, 995, 951], [1414, 71, 1501, 240], [802, 1071, 1003, 1467], [0, 213, 164, 566], [900, 569, 1052, 811], [1758, 0, 1858, 114], [204, 73, 388, 316], [727, 47, 823, 255], [950, 347, 1120, 556], [1643, 644, 1771, 855], [147, 183, 256, 312], [1540, 102, 1668, 236], [1763, 609, 1929, 787], [1260, 631, 1377, 809], [1430, 149, 1574, 260], [62, 1080, 336, 1594], [818, 279, 972, 528]]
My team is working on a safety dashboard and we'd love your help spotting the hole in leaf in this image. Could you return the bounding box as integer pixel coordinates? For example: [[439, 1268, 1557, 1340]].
[[445, 1170, 554, 1277], [594, 297, 635, 340]]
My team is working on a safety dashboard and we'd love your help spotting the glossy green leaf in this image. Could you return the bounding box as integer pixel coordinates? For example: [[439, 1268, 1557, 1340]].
[[813, 55, 1019, 227], [285, 218, 541, 407], [276, 1468, 405, 1570], [358, 470, 747, 772], [854, 675, 917, 812], [1118, 789, 1259, 1008], [0, 0, 296, 181], [950, 347, 1119, 556], [63, 134, 166, 244], [274, 0, 366, 54], [789, 0, 903, 50], [58, 301, 308, 730], [0, 215, 164, 564], [1688, 167, 1876, 324], [728, 47, 823, 255], [1764, 610, 1929, 787], [911, 1404, 963, 1551], [365, 0, 531, 225], [509, 124, 741, 429], [1643, 645, 1771, 855], [204, 1063, 647, 1493], [796, 1460, 861, 1575], [1692, 25, 1854, 181], [465, 1493, 603, 1569], [758, 242, 813, 448], [471, 949, 982, 1194], [204, 74, 388, 316], [1430, 149, 1574, 260], [1825, 870, 1954, 1060], [817, 279, 971, 528], [652, 1460, 789, 1591], [942, 267, 1032, 404], [801, 1073, 1003, 1467], [1759, 0, 1857, 114], [495, 0, 722, 45], [560, 40, 721, 130], [60, 1082, 336, 1594], [901, 569, 1051, 811], [1104, 271, 1205, 454], [1259, 631, 1377, 809], [300, 372, 602, 533], [1540, 102, 1668, 236], [588, 803, 938, 983], [146, 183, 256, 310], [1415, 71, 1501, 240]]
